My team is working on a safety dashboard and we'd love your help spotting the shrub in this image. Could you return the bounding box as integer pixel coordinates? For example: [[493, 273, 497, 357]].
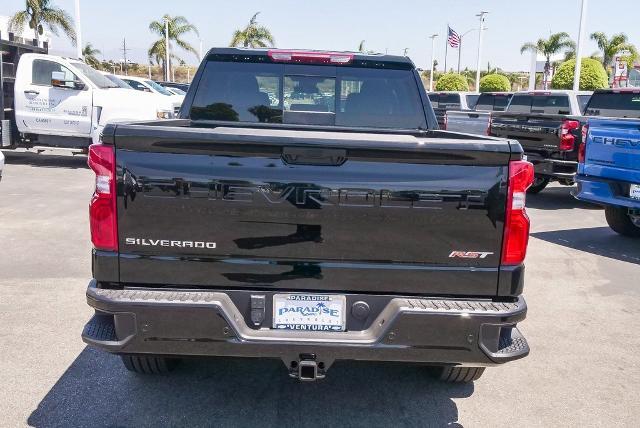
[[551, 58, 609, 90], [435, 73, 470, 91], [479, 74, 511, 92]]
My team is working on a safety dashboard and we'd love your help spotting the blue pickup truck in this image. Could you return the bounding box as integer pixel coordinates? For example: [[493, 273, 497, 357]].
[[575, 89, 640, 237]]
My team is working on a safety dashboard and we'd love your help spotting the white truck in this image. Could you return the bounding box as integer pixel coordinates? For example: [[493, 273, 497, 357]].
[[5, 53, 176, 150], [118, 75, 184, 117]]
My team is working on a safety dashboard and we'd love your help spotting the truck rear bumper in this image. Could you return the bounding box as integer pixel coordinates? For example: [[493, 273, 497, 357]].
[[82, 280, 529, 376], [529, 157, 577, 180], [575, 175, 640, 209]]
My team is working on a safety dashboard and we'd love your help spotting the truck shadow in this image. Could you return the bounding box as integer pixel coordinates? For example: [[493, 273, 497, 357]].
[[3, 150, 88, 170], [526, 186, 601, 211], [27, 347, 471, 428], [531, 226, 640, 265]]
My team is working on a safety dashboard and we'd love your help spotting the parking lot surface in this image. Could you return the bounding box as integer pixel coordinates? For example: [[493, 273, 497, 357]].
[[1, 150, 639, 427]]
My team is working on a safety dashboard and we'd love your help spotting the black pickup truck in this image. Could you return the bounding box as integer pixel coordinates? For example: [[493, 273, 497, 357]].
[[490, 90, 592, 193], [82, 48, 533, 383]]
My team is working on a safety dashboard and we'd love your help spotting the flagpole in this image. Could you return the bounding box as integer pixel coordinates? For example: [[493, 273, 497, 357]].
[[457, 39, 462, 73], [444, 25, 449, 72]]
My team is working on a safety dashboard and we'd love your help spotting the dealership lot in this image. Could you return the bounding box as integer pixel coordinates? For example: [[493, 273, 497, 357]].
[[1, 150, 638, 428]]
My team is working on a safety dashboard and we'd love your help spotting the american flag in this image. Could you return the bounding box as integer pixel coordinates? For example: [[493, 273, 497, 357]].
[[447, 26, 460, 48]]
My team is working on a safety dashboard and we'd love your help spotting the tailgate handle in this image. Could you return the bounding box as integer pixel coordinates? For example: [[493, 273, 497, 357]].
[[282, 147, 347, 166], [468, 113, 480, 118]]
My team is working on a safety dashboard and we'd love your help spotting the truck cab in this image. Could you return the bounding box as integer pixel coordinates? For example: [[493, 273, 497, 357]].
[[12, 54, 175, 148]]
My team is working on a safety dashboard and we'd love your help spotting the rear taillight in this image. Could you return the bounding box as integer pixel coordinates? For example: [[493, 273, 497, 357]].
[[486, 114, 493, 136], [268, 50, 353, 64], [88, 144, 118, 251], [559, 119, 580, 151], [502, 160, 534, 265], [578, 124, 589, 163]]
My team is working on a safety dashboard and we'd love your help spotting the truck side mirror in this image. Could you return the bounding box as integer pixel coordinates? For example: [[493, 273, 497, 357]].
[[51, 71, 85, 90]]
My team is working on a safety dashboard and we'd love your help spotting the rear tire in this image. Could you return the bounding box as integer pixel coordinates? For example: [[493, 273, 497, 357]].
[[605, 206, 640, 237], [120, 355, 180, 374], [527, 176, 550, 194], [429, 366, 485, 383]]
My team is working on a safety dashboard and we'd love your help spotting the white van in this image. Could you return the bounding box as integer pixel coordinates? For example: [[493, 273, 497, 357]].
[[13, 54, 175, 148], [118, 75, 184, 116]]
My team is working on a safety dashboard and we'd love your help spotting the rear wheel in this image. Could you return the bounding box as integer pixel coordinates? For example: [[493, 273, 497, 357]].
[[605, 206, 640, 238], [120, 355, 180, 374], [429, 366, 485, 383], [527, 176, 550, 194]]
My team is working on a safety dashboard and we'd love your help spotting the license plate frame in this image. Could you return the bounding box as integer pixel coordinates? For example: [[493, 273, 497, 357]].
[[630, 184, 640, 200], [272, 293, 346, 332]]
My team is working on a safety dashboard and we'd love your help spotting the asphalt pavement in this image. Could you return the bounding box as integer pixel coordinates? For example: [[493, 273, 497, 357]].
[[1, 150, 638, 427]]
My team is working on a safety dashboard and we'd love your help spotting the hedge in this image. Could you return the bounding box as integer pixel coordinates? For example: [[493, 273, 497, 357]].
[[551, 58, 609, 90], [434, 73, 470, 91], [479, 74, 511, 92]]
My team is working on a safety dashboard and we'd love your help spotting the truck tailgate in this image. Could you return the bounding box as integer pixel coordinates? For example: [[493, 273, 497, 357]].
[[583, 118, 640, 183], [112, 124, 513, 296], [446, 111, 491, 135], [491, 113, 566, 153]]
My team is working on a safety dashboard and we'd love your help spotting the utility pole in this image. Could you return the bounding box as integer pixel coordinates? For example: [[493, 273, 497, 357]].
[[429, 34, 438, 92], [475, 11, 488, 91], [120, 38, 130, 75], [164, 17, 170, 81], [573, 0, 588, 91], [74, 0, 83, 59]]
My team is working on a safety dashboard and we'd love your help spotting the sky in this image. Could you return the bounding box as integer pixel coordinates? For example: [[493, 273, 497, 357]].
[[2, 0, 640, 72]]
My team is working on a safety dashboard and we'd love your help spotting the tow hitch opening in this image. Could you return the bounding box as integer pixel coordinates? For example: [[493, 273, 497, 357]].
[[289, 354, 326, 381]]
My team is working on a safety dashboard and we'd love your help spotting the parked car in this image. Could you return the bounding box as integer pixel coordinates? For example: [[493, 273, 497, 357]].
[[82, 48, 533, 383], [163, 86, 186, 96], [490, 90, 593, 193], [8, 54, 175, 149], [574, 89, 640, 237], [445, 92, 513, 135], [100, 72, 134, 89], [428, 91, 480, 128], [155, 81, 190, 92], [119, 75, 184, 116]]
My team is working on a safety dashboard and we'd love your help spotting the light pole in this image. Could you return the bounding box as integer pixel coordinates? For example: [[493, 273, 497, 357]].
[[74, 0, 83, 59], [429, 34, 438, 92], [475, 11, 488, 91], [457, 28, 478, 73], [573, 0, 588, 90], [164, 17, 170, 81]]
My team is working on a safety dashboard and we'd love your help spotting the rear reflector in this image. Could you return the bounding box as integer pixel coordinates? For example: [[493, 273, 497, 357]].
[[88, 144, 118, 251], [268, 50, 353, 64], [559, 119, 580, 151], [502, 160, 534, 265]]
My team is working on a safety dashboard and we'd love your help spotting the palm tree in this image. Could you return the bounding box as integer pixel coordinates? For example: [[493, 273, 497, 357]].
[[82, 43, 101, 69], [521, 32, 575, 89], [590, 32, 637, 72], [230, 12, 275, 48], [8, 0, 76, 45], [148, 15, 199, 79]]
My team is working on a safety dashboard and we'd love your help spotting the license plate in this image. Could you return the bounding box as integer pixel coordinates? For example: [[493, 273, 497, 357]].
[[273, 293, 346, 332], [630, 184, 640, 200]]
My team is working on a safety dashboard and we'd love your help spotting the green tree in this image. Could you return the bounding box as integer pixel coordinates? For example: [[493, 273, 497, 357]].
[[230, 12, 275, 48], [82, 42, 101, 69], [520, 32, 575, 89], [590, 32, 638, 72], [435, 73, 469, 91], [8, 0, 76, 45], [148, 15, 199, 78], [479, 74, 511, 92], [551, 58, 609, 91]]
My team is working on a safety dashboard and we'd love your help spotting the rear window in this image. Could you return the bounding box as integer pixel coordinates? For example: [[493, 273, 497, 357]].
[[428, 93, 461, 109], [190, 61, 426, 129], [584, 92, 640, 118], [507, 94, 571, 115], [466, 94, 480, 109], [474, 94, 512, 112]]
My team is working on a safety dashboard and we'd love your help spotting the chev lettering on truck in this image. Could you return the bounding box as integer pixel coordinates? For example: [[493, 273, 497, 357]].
[[591, 136, 640, 148]]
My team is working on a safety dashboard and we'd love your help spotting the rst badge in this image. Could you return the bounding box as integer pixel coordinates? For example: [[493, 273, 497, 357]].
[[449, 251, 494, 259]]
